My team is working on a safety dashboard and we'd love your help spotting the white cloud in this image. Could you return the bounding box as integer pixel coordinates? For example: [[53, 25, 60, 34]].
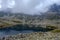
[[0, 5, 2, 8], [7, 0, 15, 8], [0, 0, 60, 14], [12, 0, 60, 14], [34, 0, 60, 13], [0, 0, 2, 9], [0, 0, 2, 3]]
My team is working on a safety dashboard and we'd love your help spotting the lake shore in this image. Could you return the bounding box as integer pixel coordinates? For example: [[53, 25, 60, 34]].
[[0, 32, 60, 40]]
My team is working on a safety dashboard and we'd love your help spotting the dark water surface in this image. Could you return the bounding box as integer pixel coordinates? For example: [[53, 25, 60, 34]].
[[0, 24, 52, 37], [0, 29, 34, 37]]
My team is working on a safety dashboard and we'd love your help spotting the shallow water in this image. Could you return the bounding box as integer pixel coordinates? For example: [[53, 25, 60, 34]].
[[0, 29, 34, 37]]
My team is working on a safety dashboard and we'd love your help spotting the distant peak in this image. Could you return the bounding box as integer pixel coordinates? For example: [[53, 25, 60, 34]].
[[49, 4, 60, 12]]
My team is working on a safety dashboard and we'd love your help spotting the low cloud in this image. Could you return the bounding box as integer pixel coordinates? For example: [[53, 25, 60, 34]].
[[0, 0, 60, 15]]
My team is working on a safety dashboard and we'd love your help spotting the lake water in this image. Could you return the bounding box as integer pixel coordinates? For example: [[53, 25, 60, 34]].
[[0, 25, 52, 37], [0, 29, 34, 37]]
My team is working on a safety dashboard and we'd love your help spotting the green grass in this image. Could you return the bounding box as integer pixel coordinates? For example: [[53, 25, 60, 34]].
[[46, 25, 58, 30], [0, 22, 12, 28], [51, 29, 60, 33], [12, 20, 22, 23]]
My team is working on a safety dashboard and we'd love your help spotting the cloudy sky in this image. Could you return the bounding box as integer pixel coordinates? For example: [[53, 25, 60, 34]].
[[0, 0, 60, 14]]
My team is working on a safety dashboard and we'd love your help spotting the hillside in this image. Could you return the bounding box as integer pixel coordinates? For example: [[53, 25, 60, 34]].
[[0, 4, 60, 40]]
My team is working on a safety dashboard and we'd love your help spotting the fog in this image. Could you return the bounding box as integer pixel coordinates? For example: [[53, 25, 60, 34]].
[[0, 0, 60, 15]]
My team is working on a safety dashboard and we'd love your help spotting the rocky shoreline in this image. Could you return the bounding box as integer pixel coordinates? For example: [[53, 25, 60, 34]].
[[0, 32, 60, 40]]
